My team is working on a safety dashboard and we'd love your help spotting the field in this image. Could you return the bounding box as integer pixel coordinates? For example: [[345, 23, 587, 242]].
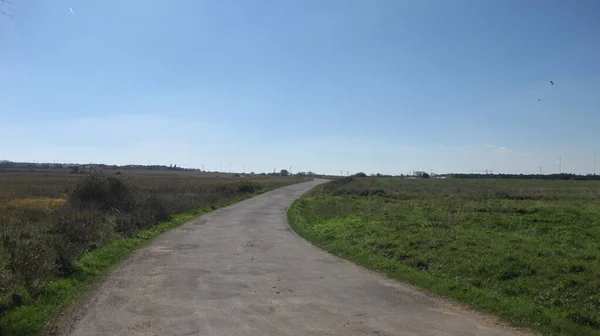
[[288, 177, 600, 335], [0, 169, 302, 335]]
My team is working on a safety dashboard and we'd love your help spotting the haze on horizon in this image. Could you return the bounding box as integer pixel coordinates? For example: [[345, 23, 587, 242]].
[[1, 0, 599, 175]]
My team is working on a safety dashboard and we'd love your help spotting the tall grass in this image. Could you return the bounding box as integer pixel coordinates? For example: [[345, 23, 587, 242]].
[[0, 170, 300, 334]]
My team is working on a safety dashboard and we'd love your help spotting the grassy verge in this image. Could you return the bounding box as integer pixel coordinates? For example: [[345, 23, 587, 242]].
[[1, 192, 264, 335], [288, 177, 600, 335]]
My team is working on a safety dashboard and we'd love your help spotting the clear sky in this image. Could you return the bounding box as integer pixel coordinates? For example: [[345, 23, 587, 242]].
[[1, 0, 599, 175]]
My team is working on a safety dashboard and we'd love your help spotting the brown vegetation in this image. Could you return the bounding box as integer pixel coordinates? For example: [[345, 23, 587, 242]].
[[0, 170, 300, 320]]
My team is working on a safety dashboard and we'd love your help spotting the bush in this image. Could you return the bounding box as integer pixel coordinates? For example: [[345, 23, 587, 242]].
[[141, 195, 171, 223], [53, 205, 112, 247], [237, 181, 261, 193], [51, 205, 114, 276], [320, 177, 355, 194], [354, 172, 368, 177], [2, 236, 56, 296], [69, 173, 136, 212]]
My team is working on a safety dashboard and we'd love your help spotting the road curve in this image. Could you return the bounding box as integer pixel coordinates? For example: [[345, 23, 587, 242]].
[[62, 179, 527, 336]]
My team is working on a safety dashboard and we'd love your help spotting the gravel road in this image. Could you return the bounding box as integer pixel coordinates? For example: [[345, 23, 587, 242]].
[[62, 179, 527, 336]]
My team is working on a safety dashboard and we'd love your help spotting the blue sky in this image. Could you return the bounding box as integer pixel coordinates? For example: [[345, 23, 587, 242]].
[[1, 0, 599, 175]]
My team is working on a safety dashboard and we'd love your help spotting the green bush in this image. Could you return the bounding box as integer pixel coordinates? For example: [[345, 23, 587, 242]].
[[2, 237, 55, 296], [52, 205, 114, 276]]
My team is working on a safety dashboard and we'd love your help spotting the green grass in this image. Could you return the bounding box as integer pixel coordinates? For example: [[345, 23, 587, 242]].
[[288, 177, 600, 335], [0, 192, 268, 335]]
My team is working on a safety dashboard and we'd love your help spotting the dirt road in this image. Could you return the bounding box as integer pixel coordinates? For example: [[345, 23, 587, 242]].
[[63, 179, 526, 336]]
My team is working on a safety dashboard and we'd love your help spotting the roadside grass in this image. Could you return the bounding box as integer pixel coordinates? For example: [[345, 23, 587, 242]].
[[0, 170, 301, 335], [2, 197, 243, 335], [288, 177, 600, 335]]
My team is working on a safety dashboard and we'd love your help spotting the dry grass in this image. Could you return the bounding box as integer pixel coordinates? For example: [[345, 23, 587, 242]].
[[0, 169, 303, 334]]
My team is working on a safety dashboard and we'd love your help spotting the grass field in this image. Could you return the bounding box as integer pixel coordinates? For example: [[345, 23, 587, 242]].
[[288, 177, 600, 335], [0, 169, 302, 335]]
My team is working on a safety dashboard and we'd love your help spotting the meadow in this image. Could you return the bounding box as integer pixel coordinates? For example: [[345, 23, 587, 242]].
[[288, 176, 600, 335], [0, 169, 301, 335]]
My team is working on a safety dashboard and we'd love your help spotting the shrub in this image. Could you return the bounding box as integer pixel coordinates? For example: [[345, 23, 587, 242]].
[[53, 205, 112, 247], [2, 236, 56, 296], [354, 172, 368, 177], [51, 205, 114, 276], [69, 172, 136, 212], [320, 176, 355, 194], [137, 194, 171, 225], [237, 181, 261, 193]]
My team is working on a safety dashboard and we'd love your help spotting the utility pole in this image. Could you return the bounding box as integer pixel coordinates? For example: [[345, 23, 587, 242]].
[[594, 152, 596, 175], [539, 166, 542, 175], [202, 164, 205, 172], [559, 156, 562, 173]]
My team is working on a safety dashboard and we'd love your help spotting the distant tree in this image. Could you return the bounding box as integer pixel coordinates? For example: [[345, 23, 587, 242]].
[[354, 172, 367, 177], [280, 169, 289, 177], [421, 172, 430, 178], [70, 166, 80, 174]]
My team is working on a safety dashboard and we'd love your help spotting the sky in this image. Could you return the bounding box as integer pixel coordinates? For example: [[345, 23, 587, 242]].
[[1, 0, 599, 175]]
